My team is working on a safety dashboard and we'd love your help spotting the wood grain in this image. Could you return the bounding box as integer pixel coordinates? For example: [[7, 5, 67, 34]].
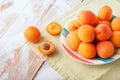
[[0, 0, 82, 79], [0, 44, 44, 80]]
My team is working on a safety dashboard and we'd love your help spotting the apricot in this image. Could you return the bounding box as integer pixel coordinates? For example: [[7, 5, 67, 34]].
[[96, 41, 115, 58], [78, 42, 96, 59], [78, 25, 95, 42], [111, 17, 120, 31], [24, 26, 41, 43], [78, 10, 97, 25], [66, 31, 81, 51], [38, 40, 55, 56], [99, 21, 111, 28], [95, 24, 112, 41], [98, 5, 112, 21], [46, 22, 62, 35], [67, 19, 81, 32], [110, 31, 120, 48]]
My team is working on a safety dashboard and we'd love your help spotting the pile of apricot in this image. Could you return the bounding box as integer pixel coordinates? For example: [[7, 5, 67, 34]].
[[66, 5, 120, 59]]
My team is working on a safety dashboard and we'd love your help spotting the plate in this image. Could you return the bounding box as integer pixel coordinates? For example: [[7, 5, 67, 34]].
[[60, 17, 120, 65]]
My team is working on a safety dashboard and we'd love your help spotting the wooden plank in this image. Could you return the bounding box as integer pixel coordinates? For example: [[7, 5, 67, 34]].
[[0, 0, 83, 79], [0, 44, 44, 80]]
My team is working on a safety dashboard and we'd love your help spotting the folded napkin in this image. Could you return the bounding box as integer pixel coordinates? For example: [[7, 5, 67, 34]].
[[30, 0, 120, 80]]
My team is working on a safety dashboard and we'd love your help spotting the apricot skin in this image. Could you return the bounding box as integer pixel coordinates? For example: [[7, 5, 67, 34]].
[[78, 25, 95, 42], [95, 24, 112, 41], [96, 41, 115, 58]]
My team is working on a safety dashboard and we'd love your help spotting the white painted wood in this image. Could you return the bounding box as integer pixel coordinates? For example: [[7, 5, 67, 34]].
[[0, 0, 83, 79]]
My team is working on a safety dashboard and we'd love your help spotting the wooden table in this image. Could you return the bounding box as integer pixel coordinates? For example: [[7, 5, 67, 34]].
[[0, 0, 83, 79]]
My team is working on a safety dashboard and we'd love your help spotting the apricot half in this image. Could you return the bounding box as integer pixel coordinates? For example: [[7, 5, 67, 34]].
[[46, 22, 62, 35], [38, 40, 55, 56]]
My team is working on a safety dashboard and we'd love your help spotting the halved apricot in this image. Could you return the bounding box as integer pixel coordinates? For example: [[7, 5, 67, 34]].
[[46, 22, 62, 35], [38, 40, 55, 56]]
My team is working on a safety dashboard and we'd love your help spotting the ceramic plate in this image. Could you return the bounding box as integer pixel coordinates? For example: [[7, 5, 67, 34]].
[[60, 17, 120, 65]]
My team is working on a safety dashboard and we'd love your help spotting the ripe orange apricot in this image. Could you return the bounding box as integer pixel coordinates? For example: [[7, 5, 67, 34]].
[[24, 26, 41, 43], [38, 40, 55, 56], [78, 10, 97, 25], [67, 19, 81, 32], [95, 24, 112, 41], [98, 5, 112, 21], [78, 25, 95, 42], [111, 17, 120, 31], [110, 31, 120, 48], [78, 42, 96, 59], [66, 31, 81, 51], [96, 41, 115, 58], [46, 22, 62, 35]]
